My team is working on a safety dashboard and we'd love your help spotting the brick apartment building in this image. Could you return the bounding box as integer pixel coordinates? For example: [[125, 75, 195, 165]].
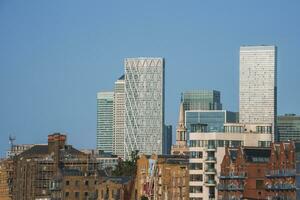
[[218, 142, 299, 200], [135, 154, 189, 200]]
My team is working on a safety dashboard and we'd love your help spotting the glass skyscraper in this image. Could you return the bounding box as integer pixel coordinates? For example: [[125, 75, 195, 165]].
[[97, 92, 114, 153], [124, 57, 164, 159], [239, 45, 277, 140], [181, 90, 222, 111], [277, 114, 300, 142], [112, 75, 125, 158], [163, 125, 172, 155]]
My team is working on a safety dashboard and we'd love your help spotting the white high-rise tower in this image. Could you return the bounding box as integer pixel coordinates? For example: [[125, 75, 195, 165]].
[[124, 57, 165, 159], [239, 45, 277, 140]]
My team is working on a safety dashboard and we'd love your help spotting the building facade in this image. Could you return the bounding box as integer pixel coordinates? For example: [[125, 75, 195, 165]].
[[189, 123, 272, 200], [135, 154, 189, 200], [185, 110, 238, 133], [181, 90, 222, 111], [98, 177, 133, 200], [277, 114, 300, 142], [163, 125, 172, 155], [218, 146, 271, 200], [113, 75, 125, 158], [239, 45, 277, 140], [124, 57, 165, 159], [97, 92, 114, 153]]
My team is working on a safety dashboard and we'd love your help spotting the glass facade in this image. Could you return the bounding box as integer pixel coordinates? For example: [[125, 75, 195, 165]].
[[124, 57, 164, 159], [97, 92, 114, 153], [181, 90, 222, 111], [277, 114, 300, 142], [163, 125, 172, 155], [186, 110, 237, 134]]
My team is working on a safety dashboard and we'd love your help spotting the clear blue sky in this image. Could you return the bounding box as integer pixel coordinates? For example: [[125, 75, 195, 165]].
[[1, 0, 300, 157]]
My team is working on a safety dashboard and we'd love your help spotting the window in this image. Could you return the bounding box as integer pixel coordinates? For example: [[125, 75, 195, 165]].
[[190, 174, 203, 181], [65, 192, 69, 197], [189, 186, 203, 193], [85, 180, 89, 186], [190, 151, 203, 159], [75, 180, 80, 187], [75, 192, 80, 198], [256, 180, 264, 189], [84, 192, 88, 196], [189, 163, 202, 170], [65, 180, 70, 186]]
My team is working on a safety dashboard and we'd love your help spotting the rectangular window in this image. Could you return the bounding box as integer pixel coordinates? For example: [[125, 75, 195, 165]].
[[256, 180, 264, 189]]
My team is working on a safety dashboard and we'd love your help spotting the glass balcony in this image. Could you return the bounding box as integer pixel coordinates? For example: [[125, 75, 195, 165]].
[[205, 168, 217, 174], [265, 169, 296, 178], [265, 183, 296, 190], [217, 184, 244, 191], [219, 172, 246, 179], [205, 180, 216, 186], [205, 157, 217, 163], [206, 145, 216, 152]]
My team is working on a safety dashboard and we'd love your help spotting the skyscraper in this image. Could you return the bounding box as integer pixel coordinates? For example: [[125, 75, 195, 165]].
[[112, 75, 125, 158], [124, 57, 164, 159], [163, 125, 172, 155], [181, 90, 222, 111], [239, 45, 277, 139], [97, 92, 114, 153], [277, 114, 300, 142]]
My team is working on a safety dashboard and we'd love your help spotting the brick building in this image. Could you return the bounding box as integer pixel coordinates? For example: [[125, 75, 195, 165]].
[[265, 142, 296, 200], [135, 154, 189, 200], [0, 159, 13, 200], [218, 146, 271, 200], [97, 176, 133, 200]]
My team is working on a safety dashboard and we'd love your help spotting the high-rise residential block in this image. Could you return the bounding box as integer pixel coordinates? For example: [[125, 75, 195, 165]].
[[97, 92, 114, 153], [277, 114, 300, 142], [239, 45, 277, 139], [124, 57, 164, 159], [113, 75, 125, 158], [181, 90, 222, 111]]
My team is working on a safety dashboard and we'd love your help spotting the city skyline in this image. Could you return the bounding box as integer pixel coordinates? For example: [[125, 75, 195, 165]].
[[1, 1, 300, 157]]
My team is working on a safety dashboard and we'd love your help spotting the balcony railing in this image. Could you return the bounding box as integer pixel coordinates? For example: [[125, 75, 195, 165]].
[[205, 157, 217, 163], [218, 184, 244, 191], [265, 169, 296, 178], [205, 168, 217, 174], [205, 180, 216, 186], [265, 183, 296, 191], [219, 172, 246, 179], [206, 145, 216, 151]]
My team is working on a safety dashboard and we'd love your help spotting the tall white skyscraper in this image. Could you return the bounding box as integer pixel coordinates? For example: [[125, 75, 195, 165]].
[[97, 92, 114, 153], [124, 57, 165, 159], [112, 75, 125, 158], [239, 45, 277, 139]]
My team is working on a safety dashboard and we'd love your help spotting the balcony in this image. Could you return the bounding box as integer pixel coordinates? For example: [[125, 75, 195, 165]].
[[205, 157, 217, 163], [265, 169, 296, 178], [206, 145, 216, 152], [219, 172, 246, 179], [265, 183, 296, 191], [205, 180, 216, 186], [205, 168, 217, 174], [218, 184, 244, 191]]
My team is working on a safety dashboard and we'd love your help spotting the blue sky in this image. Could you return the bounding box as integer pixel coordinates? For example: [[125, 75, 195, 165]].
[[0, 1, 300, 157]]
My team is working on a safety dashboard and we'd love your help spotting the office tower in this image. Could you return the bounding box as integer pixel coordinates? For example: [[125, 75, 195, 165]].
[[124, 57, 164, 158], [185, 110, 238, 133], [181, 90, 222, 111], [277, 114, 300, 142], [112, 75, 125, 158], [171, 103, 189, 155], [163, 125, 172, 155], [239, 45, 277, 139], [97, 92, 114, 153]]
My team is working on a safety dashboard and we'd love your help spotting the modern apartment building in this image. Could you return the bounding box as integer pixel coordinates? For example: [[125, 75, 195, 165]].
[[113, 75, 125, 158], [189, 123, 272, 200], [277, 114, 300, 142], [239, 45, 277, 140], [97, 92, 114, 153], [124, 57, 165, 159], [181, 90, 222, 111], [185, 110, 238, 133]]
